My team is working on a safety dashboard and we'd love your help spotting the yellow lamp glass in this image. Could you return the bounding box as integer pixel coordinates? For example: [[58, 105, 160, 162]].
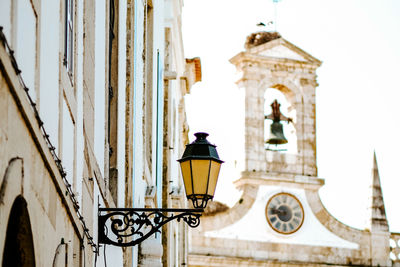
[[190, 159, 211, 196], [178, 132, 223, 209], [179, 158, 222, 208], [180, 160, 193, 196], [207, 160, 221, 196]]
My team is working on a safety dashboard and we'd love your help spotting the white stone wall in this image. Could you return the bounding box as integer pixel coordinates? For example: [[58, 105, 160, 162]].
[[0, 0, 125, 265], [0, 48, 84, 266], [0, 0, 193, 266], [204, 186, 358, 248]]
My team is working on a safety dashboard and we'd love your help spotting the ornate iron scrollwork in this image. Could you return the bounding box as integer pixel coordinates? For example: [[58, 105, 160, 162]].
[[98, 208, 203, 247]]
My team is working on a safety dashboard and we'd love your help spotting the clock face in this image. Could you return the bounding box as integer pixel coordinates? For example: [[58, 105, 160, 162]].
[[265, 192, 304, 234]]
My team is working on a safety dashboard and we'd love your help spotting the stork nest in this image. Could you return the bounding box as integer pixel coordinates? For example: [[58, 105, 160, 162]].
[[245, 31, 281, 49]]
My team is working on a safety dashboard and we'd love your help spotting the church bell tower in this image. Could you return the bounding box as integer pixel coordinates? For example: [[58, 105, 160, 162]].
[[230, 31, 322, 180], [188, 31, 392, 267]]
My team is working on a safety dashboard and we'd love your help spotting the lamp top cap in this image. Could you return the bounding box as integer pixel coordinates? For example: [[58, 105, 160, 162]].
[[178, 132, 223, 163], [193, 132, 210, 143]]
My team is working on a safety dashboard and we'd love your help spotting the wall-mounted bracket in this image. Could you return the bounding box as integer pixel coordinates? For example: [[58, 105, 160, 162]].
[[98, 208, 203, 247]]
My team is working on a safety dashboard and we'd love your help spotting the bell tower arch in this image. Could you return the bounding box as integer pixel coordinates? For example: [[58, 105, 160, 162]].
[[230, 32, 322, 181]]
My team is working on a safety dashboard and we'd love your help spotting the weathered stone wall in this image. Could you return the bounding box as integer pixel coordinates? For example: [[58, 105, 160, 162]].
[[0, 1, 121, 265], [1, 0, 211, 266], [190, 254, 370, 267], [0, 50, 81, 266]]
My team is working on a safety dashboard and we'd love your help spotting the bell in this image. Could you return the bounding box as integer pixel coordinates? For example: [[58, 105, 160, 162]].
[[266, 121, 288, 145]]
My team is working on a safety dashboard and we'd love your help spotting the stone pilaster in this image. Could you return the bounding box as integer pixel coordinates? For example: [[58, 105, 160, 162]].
[[241, 79, 264, 172]]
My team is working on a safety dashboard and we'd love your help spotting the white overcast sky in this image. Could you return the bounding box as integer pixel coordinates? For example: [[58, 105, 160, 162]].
[[182, 0, 400, 232]]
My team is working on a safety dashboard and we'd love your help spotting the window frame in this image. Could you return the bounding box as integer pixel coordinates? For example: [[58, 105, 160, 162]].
[[64, 0, 74, 76]]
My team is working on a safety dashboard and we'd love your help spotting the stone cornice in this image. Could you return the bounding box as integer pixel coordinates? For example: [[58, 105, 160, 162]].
[[235, 171, 324, 190], [230, 51, 321, 72], [189, 236, 369, 266], [247, 38, 322, 65]]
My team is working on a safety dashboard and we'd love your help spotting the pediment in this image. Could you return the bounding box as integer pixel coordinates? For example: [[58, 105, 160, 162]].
[[248, 38, 321, 65], [258, 44, 307, 61]]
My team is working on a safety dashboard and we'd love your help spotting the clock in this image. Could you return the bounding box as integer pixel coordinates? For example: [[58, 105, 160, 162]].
[[265, 192, 304, 234]]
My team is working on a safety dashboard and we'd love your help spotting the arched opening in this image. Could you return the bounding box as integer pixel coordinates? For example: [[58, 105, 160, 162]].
[[2, 196, 36, 267], [264, 87, 297, 153]]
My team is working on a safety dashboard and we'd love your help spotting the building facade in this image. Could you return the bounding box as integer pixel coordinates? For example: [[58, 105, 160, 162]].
[[0, 0, 199, 266], [188, 32, 400, 267]]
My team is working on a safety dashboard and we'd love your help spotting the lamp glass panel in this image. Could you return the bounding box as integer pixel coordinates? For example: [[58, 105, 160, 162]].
[[191, 159, 211, 195], [180, 160, 193, 195], [207, 160, 221, 196]]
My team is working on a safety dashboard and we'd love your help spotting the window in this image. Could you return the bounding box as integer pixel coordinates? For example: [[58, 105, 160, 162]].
[[108, 0, 119, 203], [15, 0, 37, 100], [94, 0, 106, 177], [64, 0, 73, 75]]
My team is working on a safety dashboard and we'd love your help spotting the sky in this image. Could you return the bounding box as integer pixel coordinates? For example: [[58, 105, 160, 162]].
[[181, 0, 400, 233]]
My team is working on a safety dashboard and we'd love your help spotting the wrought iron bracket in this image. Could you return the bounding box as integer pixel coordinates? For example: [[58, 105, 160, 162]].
[[98, 208, 203, 247]]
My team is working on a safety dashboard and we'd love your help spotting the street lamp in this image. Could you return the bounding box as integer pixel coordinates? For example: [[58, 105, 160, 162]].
[[178, 132, 223, 209], [98, 132, 223, 247]]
